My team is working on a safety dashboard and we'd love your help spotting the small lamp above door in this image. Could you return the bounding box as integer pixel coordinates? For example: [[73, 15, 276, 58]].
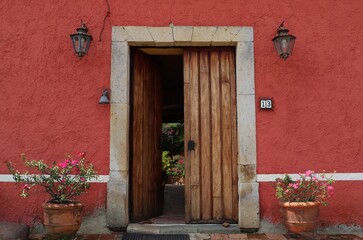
[[272, 22, 296, 61], [70, 20, 93, 58]]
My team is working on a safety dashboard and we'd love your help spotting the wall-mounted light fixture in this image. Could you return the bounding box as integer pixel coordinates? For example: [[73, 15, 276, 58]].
[[99, 89, 110, 104], [70, 20, 93, 58], [272, 22, 296, 61]]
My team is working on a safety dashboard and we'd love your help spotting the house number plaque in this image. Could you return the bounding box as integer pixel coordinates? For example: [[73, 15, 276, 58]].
[[260, 98, 273, 110]]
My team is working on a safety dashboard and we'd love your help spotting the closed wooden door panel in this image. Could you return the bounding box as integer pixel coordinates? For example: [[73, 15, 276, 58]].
[[184, 48, 238, 223], [131, 50, 163, 222]]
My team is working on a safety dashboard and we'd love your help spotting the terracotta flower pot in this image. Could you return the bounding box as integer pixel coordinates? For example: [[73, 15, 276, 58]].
[[42, 201, 83, 236], [279, 201, 320, 233]]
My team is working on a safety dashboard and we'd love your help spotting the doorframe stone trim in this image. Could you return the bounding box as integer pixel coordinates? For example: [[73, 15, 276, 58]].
[[108, 26, 258, 229]]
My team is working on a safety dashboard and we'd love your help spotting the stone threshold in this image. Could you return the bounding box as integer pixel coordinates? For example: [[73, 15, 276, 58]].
[[127, 223, 241, 234]]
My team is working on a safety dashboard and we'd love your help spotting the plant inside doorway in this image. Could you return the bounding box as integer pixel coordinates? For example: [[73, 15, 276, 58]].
[[162, 123, 184, 184]]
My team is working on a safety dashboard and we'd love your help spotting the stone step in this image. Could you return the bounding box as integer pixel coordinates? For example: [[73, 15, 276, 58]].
[[127, 223, 241, 234]]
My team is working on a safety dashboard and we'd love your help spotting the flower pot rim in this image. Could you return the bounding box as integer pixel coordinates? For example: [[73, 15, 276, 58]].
[[279, 201, 320, 208], [42, 200, 83, 209]]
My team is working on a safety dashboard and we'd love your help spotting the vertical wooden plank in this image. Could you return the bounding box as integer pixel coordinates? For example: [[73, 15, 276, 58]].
[[156, 65, 163, 216], [221, 51, 233, 219], [210, 51, 222, 220], [132, 51, 144, 221], [156, 66, 161, 217], [142, 53, 150, 219], [229, 50, 239, 222], [200, 50, 212, 220], [149, 60, 156, 217], [190, 50, 201, 220], [183, 50, 191, 223]]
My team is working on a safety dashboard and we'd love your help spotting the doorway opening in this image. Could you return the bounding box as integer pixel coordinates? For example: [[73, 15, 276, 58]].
[[130, 48, 185, 224]]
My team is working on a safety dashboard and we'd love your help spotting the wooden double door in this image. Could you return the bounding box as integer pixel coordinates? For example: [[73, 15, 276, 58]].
[[131, 48, 238, 223]]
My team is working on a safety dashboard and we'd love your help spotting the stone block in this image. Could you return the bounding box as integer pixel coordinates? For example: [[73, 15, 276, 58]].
[[112, 26, 132, 42], [159, 224, 198, 234], [173, 26, 193, 46], [236, 94, 257, 165], [191, 27, 217, 46], [111, 41, 130, 104], [238, 183, 260, 229], [238, 164, 257, 183], [123, 26, 154, 45], [106, 180, 129, 227], [148, 27, 174, 46], [126, 223, 160, 234], [197, 224, 240, 234], [232, 27, 254, 42], [109, 170, 128, 182], [236, 42, 255, 95], [211, 27, 243, 46], [0, 222, 29, 240], [110, 103, 129, 171]]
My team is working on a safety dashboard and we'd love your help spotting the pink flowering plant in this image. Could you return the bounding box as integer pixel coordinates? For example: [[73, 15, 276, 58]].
[[6, 152, 98, 203], [275, 170, 335, 206]]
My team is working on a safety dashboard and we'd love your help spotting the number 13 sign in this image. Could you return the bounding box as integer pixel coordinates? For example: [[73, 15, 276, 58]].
[[260, 98, 273, 110]]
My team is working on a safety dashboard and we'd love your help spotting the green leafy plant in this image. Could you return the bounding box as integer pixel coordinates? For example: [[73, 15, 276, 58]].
[[275, 170, 335, 206], [162, 151, 173, 174], [6, 152, 98, 203], [162, 152, 184, 178], [162, 123, 184, 155]]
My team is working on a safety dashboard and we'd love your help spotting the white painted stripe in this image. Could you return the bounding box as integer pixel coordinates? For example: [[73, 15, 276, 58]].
[[1, 173, 363, 183], [257, 173, 363, 182], [0, 174, 109, 183]]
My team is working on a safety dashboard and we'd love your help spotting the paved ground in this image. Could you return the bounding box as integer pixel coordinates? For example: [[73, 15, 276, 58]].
[[29, 233, 362, 240]]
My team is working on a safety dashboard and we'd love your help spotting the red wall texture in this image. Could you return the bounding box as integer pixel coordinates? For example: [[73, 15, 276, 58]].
[[1, 0, 362, 227]]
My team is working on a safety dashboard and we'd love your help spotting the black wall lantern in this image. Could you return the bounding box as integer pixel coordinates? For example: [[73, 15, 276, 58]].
[[272, 22, 296, 61], [70, 20, 93, 58]]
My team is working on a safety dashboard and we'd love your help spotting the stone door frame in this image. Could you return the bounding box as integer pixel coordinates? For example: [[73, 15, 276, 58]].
[[107, 26, 259, 230]]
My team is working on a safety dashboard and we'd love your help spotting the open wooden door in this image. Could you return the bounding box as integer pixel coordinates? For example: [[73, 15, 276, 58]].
[[184, 48, 238, 223], [131, 50, 163, 222]]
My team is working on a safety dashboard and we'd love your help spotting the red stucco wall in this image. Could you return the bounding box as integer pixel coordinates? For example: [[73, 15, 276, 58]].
[[1, 0, 362, 227]]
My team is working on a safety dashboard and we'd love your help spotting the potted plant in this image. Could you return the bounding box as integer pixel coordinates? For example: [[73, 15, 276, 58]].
[[6, 151, 98, 237], [162, 152, 185, 185], [275, 170, 335, 233]]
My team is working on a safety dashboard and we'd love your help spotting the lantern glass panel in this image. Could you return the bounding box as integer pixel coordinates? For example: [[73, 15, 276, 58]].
[[273, 38, 283, 55], [71, 35, 78, 53], [286, 36, 296, 55]]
